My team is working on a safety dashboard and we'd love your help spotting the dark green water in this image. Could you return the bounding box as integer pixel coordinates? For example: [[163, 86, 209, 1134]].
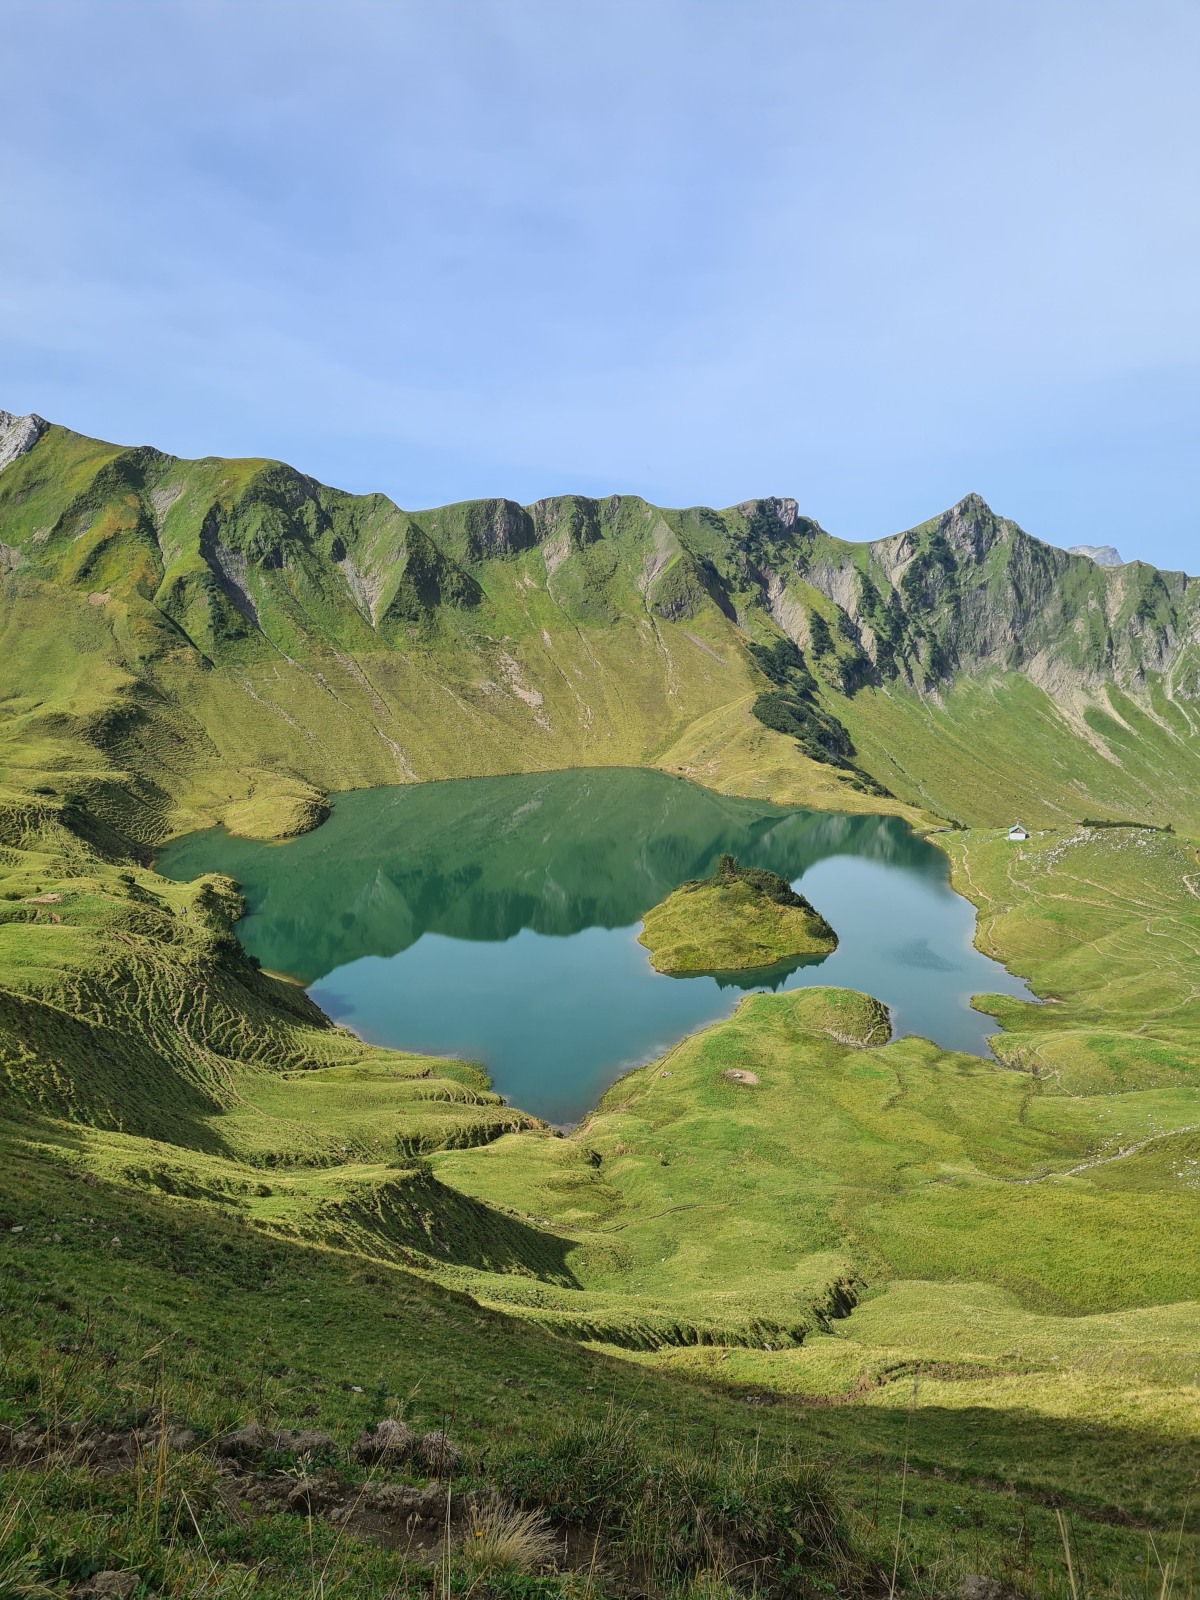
[[158, 769, 1029, 1123]]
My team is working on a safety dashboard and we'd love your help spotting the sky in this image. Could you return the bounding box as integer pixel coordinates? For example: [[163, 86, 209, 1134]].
[[2, 1, 1198, 569]]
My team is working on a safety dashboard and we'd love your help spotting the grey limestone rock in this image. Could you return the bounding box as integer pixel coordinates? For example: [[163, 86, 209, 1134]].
[[1069, 542, 1124, 567], [72, 1573, 140, 1599], [0, 410, 47, 473], [954, 1577, 1011, 1600]]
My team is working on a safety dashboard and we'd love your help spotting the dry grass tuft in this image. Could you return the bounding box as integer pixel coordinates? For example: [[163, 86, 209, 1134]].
[[462, 1495, 558, 1575]]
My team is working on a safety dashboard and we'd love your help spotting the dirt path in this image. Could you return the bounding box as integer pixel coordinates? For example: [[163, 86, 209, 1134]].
[[1005, 1123, 1200, 1185]]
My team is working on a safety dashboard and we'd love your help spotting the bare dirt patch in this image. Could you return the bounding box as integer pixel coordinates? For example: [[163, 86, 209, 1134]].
[[722, 1068, 760, 1087]]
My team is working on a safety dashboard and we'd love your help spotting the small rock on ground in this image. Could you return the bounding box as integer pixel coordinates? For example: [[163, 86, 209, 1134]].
[[73, 1573, 139, 1598], [955, 1578, 1013, 1600]]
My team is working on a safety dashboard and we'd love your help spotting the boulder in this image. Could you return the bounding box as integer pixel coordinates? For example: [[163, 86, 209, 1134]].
[[955, 1579, 1010, 1600], [72, 1573, 139, 1598]]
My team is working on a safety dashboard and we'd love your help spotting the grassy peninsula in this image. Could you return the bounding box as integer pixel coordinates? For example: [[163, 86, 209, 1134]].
[[639, 853, 838, 973]]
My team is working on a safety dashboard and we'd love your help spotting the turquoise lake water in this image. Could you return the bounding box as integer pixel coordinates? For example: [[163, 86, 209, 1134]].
[[157, 769, 1031, 1123]]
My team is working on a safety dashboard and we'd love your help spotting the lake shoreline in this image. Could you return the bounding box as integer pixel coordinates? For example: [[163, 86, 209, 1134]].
[[159, 770, 1030, 1124]]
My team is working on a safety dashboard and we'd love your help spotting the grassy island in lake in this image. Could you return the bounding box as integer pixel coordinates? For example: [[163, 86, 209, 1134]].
[[638, 853, 837, 974]]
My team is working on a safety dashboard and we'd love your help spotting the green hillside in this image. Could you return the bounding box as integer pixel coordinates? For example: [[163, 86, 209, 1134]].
[[3, 410, 1199, 845], [2, 410, 1198, 1598]]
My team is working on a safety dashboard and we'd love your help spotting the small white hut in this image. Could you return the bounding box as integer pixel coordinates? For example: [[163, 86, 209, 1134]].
[[1007, 824, 1028, 842]]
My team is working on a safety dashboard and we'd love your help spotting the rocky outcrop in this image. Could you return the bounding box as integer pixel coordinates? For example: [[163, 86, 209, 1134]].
[[1070, 542, 1124, 566], [462, 497, 536, 559], [530, 493, 602, 552], [792, 494, 1194, 695], [736, 495, 800, 531], [0, 410, 47, 473]]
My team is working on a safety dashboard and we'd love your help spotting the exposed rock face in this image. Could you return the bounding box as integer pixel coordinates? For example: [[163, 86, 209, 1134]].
[[0, 410, 47, 473], [737, 495, 799, 531], [529, 493, 601, 551], [1069, 542, 1125, 566], [465, 497, 536, 558], [801, 494, 1192, 694]]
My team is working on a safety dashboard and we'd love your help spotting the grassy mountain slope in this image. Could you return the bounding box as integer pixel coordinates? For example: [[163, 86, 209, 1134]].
[[5, 815, 1196, 1591], [0, 420, 891, 848], [3, 412, 1199, 845], [4, 785, 1196, 1591], [427, 823, 1200, 1334]]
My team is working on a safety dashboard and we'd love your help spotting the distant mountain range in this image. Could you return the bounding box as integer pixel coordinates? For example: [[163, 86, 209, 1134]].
[[2, 407, 1198, 837], [1069, 543, 1125, 566]]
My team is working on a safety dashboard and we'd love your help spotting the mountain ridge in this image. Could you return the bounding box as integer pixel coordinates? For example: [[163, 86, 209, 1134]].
[[1, 410, 1189, 684], [2, 408, 1199, 842]]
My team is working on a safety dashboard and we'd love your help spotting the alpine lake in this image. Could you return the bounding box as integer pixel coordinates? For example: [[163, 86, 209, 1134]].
[[158, 769, 1031, 1125]]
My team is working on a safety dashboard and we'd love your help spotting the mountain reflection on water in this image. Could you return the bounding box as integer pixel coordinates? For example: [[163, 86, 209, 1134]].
[[158, 769, 1030, 1123], [160, 770, 929, 980]]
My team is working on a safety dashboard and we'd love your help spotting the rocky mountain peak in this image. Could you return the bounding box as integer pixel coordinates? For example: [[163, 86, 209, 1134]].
[[736, 496, 799, 530], [1069, 543, 1124, 567], [950, 492, 993, 518], [936, 492, 1004, 562], [0, 410, 47, 474]]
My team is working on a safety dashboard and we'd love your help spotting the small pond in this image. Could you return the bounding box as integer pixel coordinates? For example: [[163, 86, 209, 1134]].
[[157, 769, 1030, 1124]]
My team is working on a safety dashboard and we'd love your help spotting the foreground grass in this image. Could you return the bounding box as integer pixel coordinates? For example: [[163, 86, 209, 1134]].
[[4, 1132, 1194, 1599], [0, 1137, 868, 1598]]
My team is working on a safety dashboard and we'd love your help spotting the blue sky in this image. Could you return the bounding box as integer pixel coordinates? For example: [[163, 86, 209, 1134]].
[[3, 1, 1198, 568]]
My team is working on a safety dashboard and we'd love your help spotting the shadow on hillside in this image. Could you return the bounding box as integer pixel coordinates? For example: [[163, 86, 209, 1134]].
[[3, 1115, 582, 1289], [802, 1394, 1196, 1529], [0, 986, 231, 1154]]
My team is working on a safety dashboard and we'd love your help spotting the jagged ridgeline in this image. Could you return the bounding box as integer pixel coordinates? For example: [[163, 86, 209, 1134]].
[[2, 409, 1199, 841]]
